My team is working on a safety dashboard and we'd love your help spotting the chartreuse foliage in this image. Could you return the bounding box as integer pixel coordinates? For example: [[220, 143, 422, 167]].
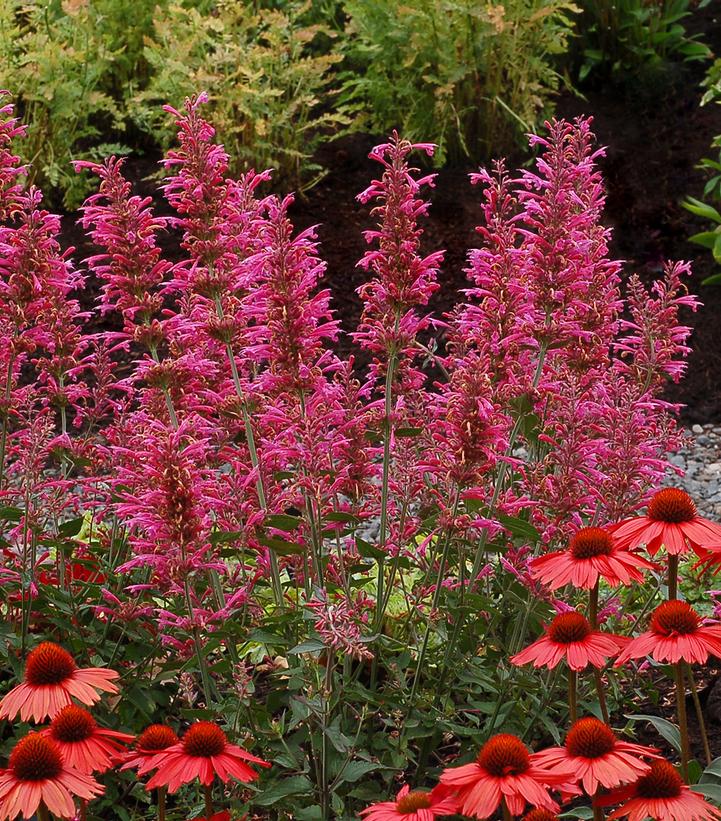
[[129, 0, 347, 192]]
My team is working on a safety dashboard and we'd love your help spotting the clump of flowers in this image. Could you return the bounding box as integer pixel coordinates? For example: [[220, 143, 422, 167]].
[[0, 88, 716, 821]]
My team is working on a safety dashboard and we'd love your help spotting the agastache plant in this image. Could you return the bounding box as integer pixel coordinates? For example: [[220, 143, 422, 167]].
[[0, 91, 709, 820]]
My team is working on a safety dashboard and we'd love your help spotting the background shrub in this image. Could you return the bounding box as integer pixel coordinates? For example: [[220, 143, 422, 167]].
[[129, 0, 347, 192]]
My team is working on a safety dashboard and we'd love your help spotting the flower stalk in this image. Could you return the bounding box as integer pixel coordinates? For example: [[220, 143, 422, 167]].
[[674, 662, 690, 780]]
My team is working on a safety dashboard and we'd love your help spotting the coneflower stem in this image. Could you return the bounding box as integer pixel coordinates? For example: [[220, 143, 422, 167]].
[[79, 799, 87, 821], [593, 669, 610, 724], [204, 784, 214, 817], [674, 662, 690, 780], [157, 786, 166, 821], [686, 662, 712, 766], [592, 791, 605, 820], [37, 804, 50, 821], [568, 669, 578, 723], [589, 580, 600, 627], [668, 555, 679, 600], [501, 798, 513, 821], [589, 582, 609, 723]]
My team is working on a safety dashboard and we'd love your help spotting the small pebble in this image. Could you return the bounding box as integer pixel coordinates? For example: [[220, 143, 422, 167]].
[[663, 426, 721, 518]]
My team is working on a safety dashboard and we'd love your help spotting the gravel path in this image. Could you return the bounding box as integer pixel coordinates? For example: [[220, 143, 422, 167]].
[[667, 424, 721, 518]]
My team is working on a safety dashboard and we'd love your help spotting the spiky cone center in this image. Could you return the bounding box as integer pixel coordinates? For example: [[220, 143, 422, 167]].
[[650, 600, 700, 636], [548, 612, 592, 644], [396, 791, 433, 813], [25, 642, 76, 686], [570, 527, 614, 559], [635, 760, 683, 799], [647, 489, 696, 523], [138, 724, 179, 751], [182, 722, 227, 757], [10, 734, 63, 781], [50, 705, 96, 742], [565, 717, 616, 758], [477, 734, 530, 776], [523, 811, 559, 821]]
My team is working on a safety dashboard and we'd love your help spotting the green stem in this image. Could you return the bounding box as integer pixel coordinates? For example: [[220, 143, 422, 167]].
[[589, 582, 609, 723], [594, 669, 609, 724], [0, 352, 15, 490], [501, 798, 513, 821], [668, 555, 679, 600], [37, 804, 50, 821], [408, 490, 461, 705], [592, 792, 605, 820], [204, 784, 214, 818], [589, 581, 599, 627], [675, 662, 690, 780], [568, 669, 578, 724], [219, 320, 282, 607], [687, 662, 712, 766], [157, 786, 166, 821]]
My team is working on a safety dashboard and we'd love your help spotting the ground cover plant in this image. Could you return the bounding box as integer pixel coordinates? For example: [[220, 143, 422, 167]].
[[2, 87, 721, 821]]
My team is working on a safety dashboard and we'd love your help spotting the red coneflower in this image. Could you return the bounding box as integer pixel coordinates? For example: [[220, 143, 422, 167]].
[[610, 488, 721, 558], [615, 600, 721, 666], [41, 705, 134, 775], [531, 527, 655, 590], [439, 733, 572, 819], [0, 733, 103, 820], [360, 784, 458, 820], [120, 724, 180, 776], [145, 721, 270, 793], [511, 612, 627, 671], [0, 643, 119, 723], [532, 717, 659, 795], [601, 760, 721, 821]]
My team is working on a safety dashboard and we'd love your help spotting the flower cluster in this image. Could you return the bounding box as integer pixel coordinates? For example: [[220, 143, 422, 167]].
[[0, 643, 268, 820]]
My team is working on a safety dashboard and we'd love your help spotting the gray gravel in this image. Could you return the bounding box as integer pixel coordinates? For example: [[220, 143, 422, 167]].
[[666, 424, 721, 519]]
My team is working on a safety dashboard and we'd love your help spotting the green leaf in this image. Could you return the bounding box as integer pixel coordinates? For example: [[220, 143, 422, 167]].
[[700, 757, 721, 782], [336, 760, 382, 784], [561, 808, 594, 819], [258, 535, 304, 555], [498, 513, 540, 543], [702, 272, 721, 286], [624, 714, 681, 752], [689, 231, 719, 249], [356, 537, 386, 561], [265, 513, 302, 531], [253, 775, 314, 806], [682, 197, 721, 223], [295, 806, 323, 821], [58, 516, 84, 538], [692, 783, 721, 802], [288, 639, 326, 655], [0, 506, 22, 522]]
